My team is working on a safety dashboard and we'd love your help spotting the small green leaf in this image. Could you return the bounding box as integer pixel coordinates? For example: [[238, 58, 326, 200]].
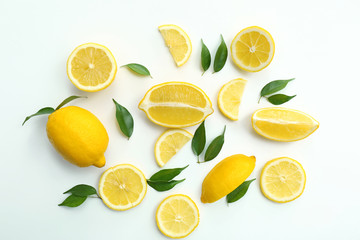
[[122, 63, 152, 78], [63, 184, 97, 197], [149, 165, 188, 182], [192, 121, 206, 162], [58, 195, 87, 207], [204, 126, 226, 162], [226, 178, 256, 204], [113, 99, 134, 139], [267, 94, 296, 105], [55, 95, 86, 110], [201, 39, 211, 75], [147, 179, 185, 192], [213, 34, 228, 73], [22, 107, 55, 125], [259, 78, 295, 102]]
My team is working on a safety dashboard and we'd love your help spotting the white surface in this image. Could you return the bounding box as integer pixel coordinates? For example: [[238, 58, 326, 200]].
[[1, 0, 359, 239]]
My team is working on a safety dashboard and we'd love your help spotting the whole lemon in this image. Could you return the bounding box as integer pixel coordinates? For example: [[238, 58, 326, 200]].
[[46, 106, 109, 167], [201, 154, 256, 203]]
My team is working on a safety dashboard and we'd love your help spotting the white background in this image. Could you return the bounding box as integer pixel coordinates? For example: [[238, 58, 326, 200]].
[[1, 0, 359, 239]]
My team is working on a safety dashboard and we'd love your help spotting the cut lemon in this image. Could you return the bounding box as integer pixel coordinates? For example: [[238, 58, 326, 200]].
[[67, 43, 117, 92], [159, 24, 192, 67], [252, 107, 319, 142], [218, 78, 247, 120], [260, 157, 306, 203], [139, 82, 214, 128], [155, 129, 193, 167], [231, 26, 275, 72], [156, 194, 199, 238], [99, 164, 147, 211]]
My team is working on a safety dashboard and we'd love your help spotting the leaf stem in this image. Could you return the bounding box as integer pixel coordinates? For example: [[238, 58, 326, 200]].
[[258, 96, 262, 104]]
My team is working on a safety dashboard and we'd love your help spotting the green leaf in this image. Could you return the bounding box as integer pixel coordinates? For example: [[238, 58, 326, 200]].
[[213, 34, 228, 73], [147, 179, 185, 192], [22, 107, 55, 126], [201, 39, 211, 75], [58, 195, 87, 207], [63, 184, 97, 197], [55, 95, 86, 110], [113, 99, 134, 139], [259, 78, 295, 102], [226, 178, 256, 204], [267, 94, 296, 105], [192, 121, 206, 163], [204, 126, 226, 162], [149, 165, 188, 182], [122, 63, 152, 78]]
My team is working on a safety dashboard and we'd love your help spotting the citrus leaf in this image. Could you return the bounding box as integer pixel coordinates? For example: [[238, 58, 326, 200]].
[[58, 195, 87, 207], [201, 39, 211, 75], [259, 78, 295, 102], [122, 63, 152, 78], [267, 94, 296, 105], [55, 95, 86, 110], [149, 165, 188, 182], [204, 126, 226, 162], [63, 184, 97, 197], [226, 178, 256, 204], [192, 121, 206, 162], [213, 34, 228, 73], [147, 179, 185, 192], [22, 107, 55, 126], [113, 99, 134, 139]]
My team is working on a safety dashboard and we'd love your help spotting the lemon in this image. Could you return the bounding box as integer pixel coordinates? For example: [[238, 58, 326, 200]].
[[231, 26, 275, 72], [260, 157, 306, 203], [158, 24, 192, 67], [139, 82, 214, 128], [46, 106, 108, 167], [201, 154, 256, 203], [99, 164, 147, 211], [156, 194, 199, 238], [67, 43, 117, 92], [218, 78, 247, 120], [155, 129, 193, 167], [252, 107, 319, 142]]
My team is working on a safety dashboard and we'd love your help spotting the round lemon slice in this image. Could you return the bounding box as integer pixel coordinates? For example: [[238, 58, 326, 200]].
[[231, 26, 275, 72], [260, 157, 306, 203], [156, 194, 199, 238], [67, 43, 117, 92], [155, 129, 193, 167], [139, 82, 214, 128], [99, 164, 147, 211]]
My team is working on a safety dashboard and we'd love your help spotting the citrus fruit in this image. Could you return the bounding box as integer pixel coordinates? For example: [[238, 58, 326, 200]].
[[46, 106, 108, 167], [67, 43, 117, 92], [201, 154, 256, 203], [260, 157, 306, 203], [158, 24, 192, 67], [252, 107, 319, 142], [99, 164, 147, 211], [156, 194, 199, 238], [218, 78, 247, 120], [231, 26, 275, 72], [155, 129, 193, 167], [138, 82, 213, 128]]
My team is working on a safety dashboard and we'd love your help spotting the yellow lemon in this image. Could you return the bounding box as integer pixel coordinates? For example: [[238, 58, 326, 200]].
[[46, 106, 108, 167], [260, 157, 306, 203], [156, 194, 199, 238], [201, 154, 256, 203]]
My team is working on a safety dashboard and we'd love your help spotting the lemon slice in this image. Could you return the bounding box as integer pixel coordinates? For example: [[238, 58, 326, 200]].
[[139, 82, 213, 128], [252, 107, 319, 142], [218, 78, 247, 120], [155, 129, 193, 167], [158, 24, 192, 67], [260, 157, 306, 203], [99, 164, 147, 211], [231, 26, 275, 72], [67, 43, 117, 92], [156, 194, 199, 238]]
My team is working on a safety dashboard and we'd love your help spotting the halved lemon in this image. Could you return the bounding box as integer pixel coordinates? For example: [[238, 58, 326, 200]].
[[99, 164, 147, 211], [231, 26, 275, 72], [67, 43, 117, 92], [252, 107, 319, 142], [139, 82, 214, 128], [218, 78, 247, 120], [158, 24, 192, 67], [156, 194, 199, 238], [260, 157, 306, 203], [155, 129, 193, 167]]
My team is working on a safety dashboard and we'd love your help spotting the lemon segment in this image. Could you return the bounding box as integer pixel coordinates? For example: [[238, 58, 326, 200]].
[[231, 26, 275, 72], [218, 78, 247, 120], [67, 43, 117, 92], [99, 164, 147, 211], [156, 194, 199, 238], [252, 107, 319, 142], [158, 24, 192, 67], [260, 157, 306, 203], [155, 129, 193, 167]]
